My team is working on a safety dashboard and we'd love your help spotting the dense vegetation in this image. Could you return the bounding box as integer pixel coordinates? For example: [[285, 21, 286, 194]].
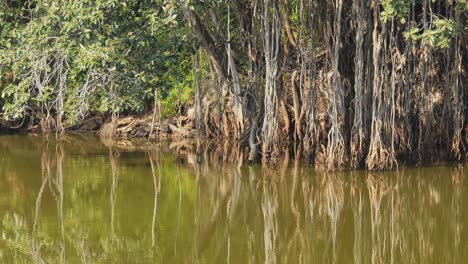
[[1, 0, 467, 170]]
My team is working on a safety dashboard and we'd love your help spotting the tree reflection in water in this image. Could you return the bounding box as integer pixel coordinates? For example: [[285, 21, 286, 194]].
[[261, 172, 278, 264], [109, 147, 119, 244], [31, 138, 66, 263], [0, 135, 466, 263]]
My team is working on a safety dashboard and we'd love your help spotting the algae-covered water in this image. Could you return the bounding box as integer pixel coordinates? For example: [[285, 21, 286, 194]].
[[0, 134, 466, 263]]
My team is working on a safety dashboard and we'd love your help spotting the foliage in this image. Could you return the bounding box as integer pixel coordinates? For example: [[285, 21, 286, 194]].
[[0, 0, 194, 124], [380, 0, 413, 24], [406, 17, 456, 49], [379, 0, 463, 50]]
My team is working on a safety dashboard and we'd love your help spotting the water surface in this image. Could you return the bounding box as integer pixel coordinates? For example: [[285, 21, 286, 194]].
[[0, 134, 466, 263]]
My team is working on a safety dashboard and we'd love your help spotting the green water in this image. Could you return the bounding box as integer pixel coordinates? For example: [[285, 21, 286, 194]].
[[0, 134, 466, 263]]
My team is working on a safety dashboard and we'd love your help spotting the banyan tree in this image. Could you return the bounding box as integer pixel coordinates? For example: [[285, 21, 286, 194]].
[[0, 0, 466, 171], [182, 0, 466, 170]]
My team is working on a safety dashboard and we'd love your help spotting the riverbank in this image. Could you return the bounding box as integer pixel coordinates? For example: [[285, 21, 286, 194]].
[[0, 112, 197, 140], [1, 117, 466, 171]]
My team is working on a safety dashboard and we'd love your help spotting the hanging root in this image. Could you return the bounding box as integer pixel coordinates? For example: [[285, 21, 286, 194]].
[[350, 0, 367, 168], [261, 0, 281, 162]]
